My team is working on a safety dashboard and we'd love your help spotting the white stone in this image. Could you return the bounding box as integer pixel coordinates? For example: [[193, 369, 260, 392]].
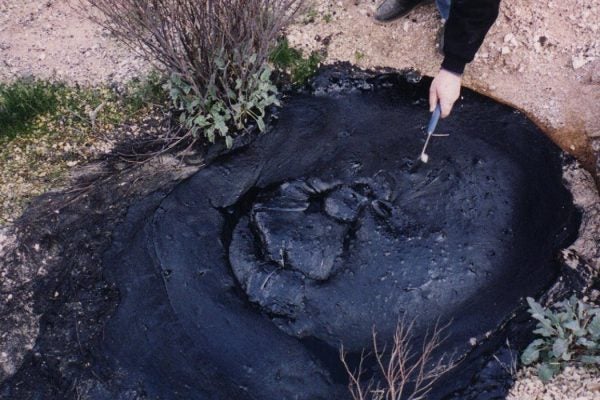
[[572, 55, 588, 69]]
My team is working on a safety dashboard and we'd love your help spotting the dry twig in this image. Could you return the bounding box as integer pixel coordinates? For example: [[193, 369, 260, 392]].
[[340, 319, 456, 400]]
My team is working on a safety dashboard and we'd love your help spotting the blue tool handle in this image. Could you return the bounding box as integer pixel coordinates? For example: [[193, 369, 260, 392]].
[[427, 103, 441, 135]]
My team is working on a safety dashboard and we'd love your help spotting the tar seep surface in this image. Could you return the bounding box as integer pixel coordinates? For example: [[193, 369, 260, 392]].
[[95, 74, 578, 399]]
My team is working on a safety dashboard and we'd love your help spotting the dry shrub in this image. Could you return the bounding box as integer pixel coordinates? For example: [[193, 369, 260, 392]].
[[340, 319, 456, 400], [85, 0, 302, 148]]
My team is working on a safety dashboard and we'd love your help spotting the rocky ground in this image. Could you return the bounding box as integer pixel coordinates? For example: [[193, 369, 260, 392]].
[[0, 0, 599, 399], [0, 0, 147, 84], [508, 366, 600, 400]]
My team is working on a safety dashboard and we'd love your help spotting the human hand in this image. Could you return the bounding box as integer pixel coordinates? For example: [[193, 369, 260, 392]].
[[429, 69, 462, 118]]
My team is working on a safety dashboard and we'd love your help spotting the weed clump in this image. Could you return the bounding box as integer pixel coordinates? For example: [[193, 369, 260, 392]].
[[269, 37, 323, 86], [0, 79, 64, 138]]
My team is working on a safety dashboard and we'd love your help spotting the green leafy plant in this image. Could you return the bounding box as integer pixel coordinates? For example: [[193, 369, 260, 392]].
[[167, 61, 279, 147], [521, 296, 600, 382], [269, 38, 323, 86]]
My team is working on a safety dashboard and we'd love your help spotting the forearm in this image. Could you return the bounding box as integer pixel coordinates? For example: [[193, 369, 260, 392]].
[[442, 0, 501, 74]]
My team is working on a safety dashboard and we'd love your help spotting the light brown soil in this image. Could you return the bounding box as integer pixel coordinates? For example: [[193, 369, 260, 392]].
[[0, 0, 147, 84]]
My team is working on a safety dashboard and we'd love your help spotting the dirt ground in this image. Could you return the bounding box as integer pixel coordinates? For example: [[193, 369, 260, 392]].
[[0, 0, 599, 398], [0, 0, 147, 85]]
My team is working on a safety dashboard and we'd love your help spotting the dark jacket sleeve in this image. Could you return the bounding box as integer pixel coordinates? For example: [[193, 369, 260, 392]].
[[441, 0, 501, 75]]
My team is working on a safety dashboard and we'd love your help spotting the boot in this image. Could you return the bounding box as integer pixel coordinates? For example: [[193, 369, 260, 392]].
[[374, 0, 426, 22]]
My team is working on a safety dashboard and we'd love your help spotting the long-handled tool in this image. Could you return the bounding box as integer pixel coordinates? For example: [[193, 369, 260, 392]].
[[410, 103, 447, 172]]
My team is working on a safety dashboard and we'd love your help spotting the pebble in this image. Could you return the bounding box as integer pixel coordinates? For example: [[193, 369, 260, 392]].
[[572, 55, 588, 69], [504, 33, 515, 43]]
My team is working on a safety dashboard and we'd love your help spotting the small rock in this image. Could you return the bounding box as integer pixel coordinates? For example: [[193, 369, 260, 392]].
[[572, 55, 588, 69]]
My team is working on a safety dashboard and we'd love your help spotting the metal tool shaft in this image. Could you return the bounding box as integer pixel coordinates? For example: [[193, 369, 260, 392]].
[[418, 104, 441, 163]]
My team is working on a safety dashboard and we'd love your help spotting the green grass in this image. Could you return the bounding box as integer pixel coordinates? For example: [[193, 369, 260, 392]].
[[0, 73, 167, 141], [269, 38, 323, 86], [0, 79, 66, 139]]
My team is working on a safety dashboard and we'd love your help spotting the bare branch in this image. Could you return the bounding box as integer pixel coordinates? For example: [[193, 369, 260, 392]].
[[340, 319, 457, 400]]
